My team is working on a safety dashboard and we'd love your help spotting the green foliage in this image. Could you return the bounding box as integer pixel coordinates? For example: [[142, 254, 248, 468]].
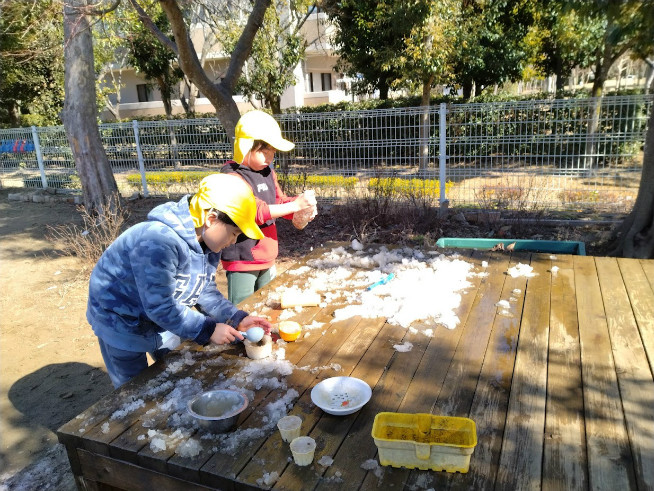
[[452, 0, 535, 98], [0, 0, 64, 127], [126, 8, 183, 116], [323, 0, 405, 98], [525, 1, 603, 87], [277, 174, 357, 195], [367, 178, 453, 200], [221, 0, 310, 113]]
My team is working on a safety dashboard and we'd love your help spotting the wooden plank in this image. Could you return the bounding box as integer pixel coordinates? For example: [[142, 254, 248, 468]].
[[639, 259, 654, 293], [448, 252, 533, 491], [199, 314, 365, 489], [495, 253, 551, 490], [542, 254, 588, 491], [77, 448, 215, 491], [132, 305, 326, 475], [597, 257, 654, 491], [401, 252, 518, 491], [357, 251, 514, 490], [57, 355, 171, 448], [237, 318, 407, 490], [313, 326, 433, 491], [574, 255, 636, 490], [163, 306, 328, 484], [402, 250, 494, 414], [618, 258, 654, 375]]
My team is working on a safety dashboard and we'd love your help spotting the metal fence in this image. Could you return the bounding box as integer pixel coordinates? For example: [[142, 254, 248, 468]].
[[1, 94, 651, 213]]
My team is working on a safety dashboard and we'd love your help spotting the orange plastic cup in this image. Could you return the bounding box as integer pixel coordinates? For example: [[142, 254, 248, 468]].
[[278, 321, 302, 342]]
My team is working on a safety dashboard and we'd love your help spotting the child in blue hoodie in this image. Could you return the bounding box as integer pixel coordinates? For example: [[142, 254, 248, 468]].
[[87, 174, 272, 388]]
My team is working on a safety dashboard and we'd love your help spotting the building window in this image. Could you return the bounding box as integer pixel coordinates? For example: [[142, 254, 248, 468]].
[[136, 84, 152, 102], [321, 73, 332, 91], [308, 73, 314, 92]]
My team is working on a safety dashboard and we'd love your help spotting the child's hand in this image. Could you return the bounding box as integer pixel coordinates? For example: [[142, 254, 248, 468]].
[[210, 323, 244, 344], [295, 191, 316, 211], [238, 315, 273, 335]]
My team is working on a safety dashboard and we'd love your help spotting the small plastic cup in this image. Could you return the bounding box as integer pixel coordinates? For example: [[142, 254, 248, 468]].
[[289, 436, 316, 466], [277, 415, 302, 442]]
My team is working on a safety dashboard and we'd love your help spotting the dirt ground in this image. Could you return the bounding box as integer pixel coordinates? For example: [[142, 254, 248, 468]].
[[0, 187, 619, 489]]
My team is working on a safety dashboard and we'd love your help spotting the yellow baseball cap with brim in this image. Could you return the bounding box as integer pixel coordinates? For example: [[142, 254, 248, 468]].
[[234, 110, 295, 164], [189, 174, 264, 240]]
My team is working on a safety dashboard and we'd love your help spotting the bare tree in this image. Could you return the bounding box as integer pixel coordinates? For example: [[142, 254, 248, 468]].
[[62, 0, 120, 213], [129, 0, 272, 136], [610, 102, 654, 258]]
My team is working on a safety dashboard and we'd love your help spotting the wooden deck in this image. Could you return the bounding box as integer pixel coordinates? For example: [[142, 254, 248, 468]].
[[57, 248, 654, 490]]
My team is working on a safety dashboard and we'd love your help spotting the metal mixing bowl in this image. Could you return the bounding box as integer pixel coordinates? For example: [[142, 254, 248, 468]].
[[187, 389, 249, 433]]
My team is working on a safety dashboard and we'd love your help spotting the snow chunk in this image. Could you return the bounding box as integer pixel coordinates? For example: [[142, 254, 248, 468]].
[[256, 471, 279, 487], [318, 455, 334, 466], [175, 438, 202, 458], [507, 263, 536, 278], [393, 341, 413, 352]]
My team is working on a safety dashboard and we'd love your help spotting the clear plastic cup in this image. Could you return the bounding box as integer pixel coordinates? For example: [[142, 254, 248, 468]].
[[277, 415, 302, 442], [290, 436, 316, 466]]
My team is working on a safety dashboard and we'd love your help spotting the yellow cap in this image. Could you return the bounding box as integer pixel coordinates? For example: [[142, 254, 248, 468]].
[[189, 174, 264, 240], [233, 110, 295, 164]]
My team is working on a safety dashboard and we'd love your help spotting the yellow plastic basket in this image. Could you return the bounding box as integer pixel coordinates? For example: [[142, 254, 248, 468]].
[[371, 412, 477, 473]]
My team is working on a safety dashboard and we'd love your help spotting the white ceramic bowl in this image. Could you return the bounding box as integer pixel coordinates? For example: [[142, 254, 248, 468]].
[[310, 376, 372, 415]]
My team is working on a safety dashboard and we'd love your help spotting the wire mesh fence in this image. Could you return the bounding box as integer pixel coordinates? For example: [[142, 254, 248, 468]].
[[1, 94, 651, 213]]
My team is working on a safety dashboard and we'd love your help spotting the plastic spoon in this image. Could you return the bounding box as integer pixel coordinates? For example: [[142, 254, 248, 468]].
[[243, 327, 264, 343], [366, 273, 395, 291]]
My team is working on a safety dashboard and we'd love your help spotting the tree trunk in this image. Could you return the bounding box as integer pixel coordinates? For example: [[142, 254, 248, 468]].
[[609, 106, 654, 258], [554, 55, 564, 93], [270, 96, 282, 115], [462, 80, 473, 101], [153, 0, 271, 137], [378, 79, 389, 100], [62, 0, 119, 213], [646, 58, 654, 93]]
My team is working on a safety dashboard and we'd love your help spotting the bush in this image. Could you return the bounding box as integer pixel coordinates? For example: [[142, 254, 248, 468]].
[[367, 177, 453, 200], [46, 196, 128, 271]]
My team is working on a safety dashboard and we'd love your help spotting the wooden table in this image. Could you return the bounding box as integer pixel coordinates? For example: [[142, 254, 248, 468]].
[[57, 247, 654, 490]]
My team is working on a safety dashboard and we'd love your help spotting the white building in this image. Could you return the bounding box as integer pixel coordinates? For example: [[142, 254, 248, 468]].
[[101, 9, 356, 121]]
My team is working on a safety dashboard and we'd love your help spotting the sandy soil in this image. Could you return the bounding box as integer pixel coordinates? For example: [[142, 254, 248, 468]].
[[0, 188, 321, 489], [0, 187, 617, 489], [0, 189, 106, 489]]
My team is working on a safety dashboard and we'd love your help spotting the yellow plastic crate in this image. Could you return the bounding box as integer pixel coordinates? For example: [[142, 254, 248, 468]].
[[371, 412, 477, 473]]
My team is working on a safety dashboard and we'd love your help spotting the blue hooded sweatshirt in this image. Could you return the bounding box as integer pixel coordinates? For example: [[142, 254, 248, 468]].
[[87, 196, 248, 352]]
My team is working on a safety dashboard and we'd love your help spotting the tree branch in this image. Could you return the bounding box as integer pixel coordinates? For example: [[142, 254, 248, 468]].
[[87, 0, 121, 16], [127, 0, 178, 55], [221, 0, 272, 90]]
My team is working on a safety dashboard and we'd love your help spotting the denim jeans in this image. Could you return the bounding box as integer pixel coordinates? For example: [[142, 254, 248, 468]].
[[97, 337, 169, 388]]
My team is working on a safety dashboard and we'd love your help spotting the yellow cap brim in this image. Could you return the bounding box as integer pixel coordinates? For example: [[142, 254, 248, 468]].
[[189, 174, 264, 240]]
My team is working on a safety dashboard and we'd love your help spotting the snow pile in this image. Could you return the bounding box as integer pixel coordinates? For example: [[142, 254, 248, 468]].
[[304, 246, 475, 330]]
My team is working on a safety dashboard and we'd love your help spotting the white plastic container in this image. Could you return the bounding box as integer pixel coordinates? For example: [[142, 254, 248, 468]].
[[281, 291, 321, 309], [244, 335, 272, 359], [290, 436, 316, 466], [277, 415, 302, 442]]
